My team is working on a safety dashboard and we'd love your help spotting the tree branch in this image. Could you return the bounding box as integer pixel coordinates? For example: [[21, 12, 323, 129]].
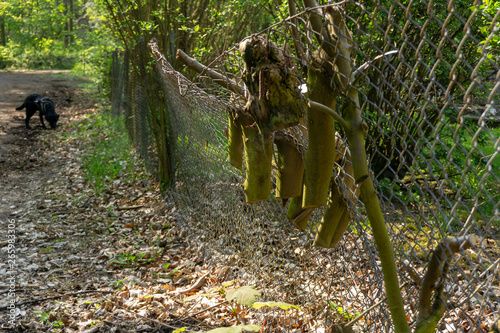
[[415, 236, 473, 333], [176, 49, 246, 97], [303, 0, 337, 59], [287, 1, 307, 69], [307, 100, 350, 131]]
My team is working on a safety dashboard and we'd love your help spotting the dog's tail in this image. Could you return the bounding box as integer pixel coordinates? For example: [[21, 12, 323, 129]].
[[15, 103, 26, 111]]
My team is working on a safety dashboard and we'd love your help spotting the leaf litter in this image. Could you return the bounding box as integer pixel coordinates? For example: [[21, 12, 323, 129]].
[[0, 74, 302, 333], [1, 72, 498, 333]]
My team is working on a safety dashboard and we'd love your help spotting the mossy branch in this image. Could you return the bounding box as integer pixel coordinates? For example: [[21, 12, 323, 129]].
[[307, 100, 350, 131], [238, 37, 302, 132], [415, 236, 473, 333], [302, 67, 337, 208], [275, 131, 305, 198], [241, 123, 273, 203], [304, 2, 411, 331]]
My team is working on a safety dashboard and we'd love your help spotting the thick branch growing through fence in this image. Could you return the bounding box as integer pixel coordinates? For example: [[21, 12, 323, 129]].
[[415, 236, 473, 333], [314, 135, 359, 248], [275, 131, 305, 199], [303, 1, 411, 331], [176, 49, 246, 97]]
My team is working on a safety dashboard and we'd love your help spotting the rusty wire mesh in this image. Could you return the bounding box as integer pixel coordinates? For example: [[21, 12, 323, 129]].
[[111, 1, 499, 332]]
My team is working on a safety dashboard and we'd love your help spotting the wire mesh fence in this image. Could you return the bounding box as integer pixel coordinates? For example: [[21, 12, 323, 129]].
[[110, 1, 499, 332]]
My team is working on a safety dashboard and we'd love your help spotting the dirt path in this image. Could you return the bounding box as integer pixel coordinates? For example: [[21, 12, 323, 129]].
[[0, 71, 101, 331], [0, 71, 215, 333], [0, 70, 80, 221]]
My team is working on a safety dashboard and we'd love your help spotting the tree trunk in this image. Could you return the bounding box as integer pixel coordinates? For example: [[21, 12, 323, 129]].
[[0, 17, 5, 46]]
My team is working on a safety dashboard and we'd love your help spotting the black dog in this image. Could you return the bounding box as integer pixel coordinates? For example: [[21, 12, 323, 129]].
[[16, 94, 59, 129]]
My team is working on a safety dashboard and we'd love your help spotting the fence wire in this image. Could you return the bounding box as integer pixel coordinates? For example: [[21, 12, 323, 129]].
[[111, 1, 499, 332]]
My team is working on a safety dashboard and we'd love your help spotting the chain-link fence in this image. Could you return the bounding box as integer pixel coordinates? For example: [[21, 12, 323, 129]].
[[111, 1, 499, 332]]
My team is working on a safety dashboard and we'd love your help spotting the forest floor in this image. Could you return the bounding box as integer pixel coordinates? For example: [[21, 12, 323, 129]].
[[0, 72, 499, 333], [0, 71, 237, 333]]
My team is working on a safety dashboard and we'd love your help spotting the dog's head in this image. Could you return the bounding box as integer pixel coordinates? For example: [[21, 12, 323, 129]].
[[39, 98, 59, 129], [45, 113, 60, 129]]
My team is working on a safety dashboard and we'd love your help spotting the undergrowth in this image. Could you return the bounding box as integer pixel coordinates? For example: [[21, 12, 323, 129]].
[[61, 111, 148, 196]]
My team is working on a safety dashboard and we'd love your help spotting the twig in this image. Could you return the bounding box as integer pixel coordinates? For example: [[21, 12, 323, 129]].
[[117, 204, 145, 210], [455, 258, 500, 308], [352, 50, 398, 84], [103, 319, 118, 327], [46, 204, 67, 209], [308, 100, 351, 131], [401, 259, 422, 286], [0, 284, 39, 289], [0, 290, 113, 311], [260, 317, 267, 333], [478, 257, 500, 279], [171, 273, 210, 294]]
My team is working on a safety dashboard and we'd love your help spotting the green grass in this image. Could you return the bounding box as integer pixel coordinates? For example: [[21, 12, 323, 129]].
[[59, 111, 148, 196]]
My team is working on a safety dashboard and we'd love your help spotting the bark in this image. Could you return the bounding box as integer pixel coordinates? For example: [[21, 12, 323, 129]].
[[241, 123, 273, 203], [302, 63, 337, 209], [314, 136, 359, 248], [238, 37, 304, 203], [275, 131, 305, 199], [239, 36, 302, 132], [227, 111, 244, 170], [313, 181, 346, 247], [176, 49, 246, 97], [345, 88, 410, 333]]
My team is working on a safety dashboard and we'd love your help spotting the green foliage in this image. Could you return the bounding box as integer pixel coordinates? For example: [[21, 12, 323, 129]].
[[34, 309, 65, 330], [184, 285, 300, 333], [470, 0, 500, 96], [73, 39, 120, 93], [349, 0, 497, 183], [251, 301, 300, 310], [109, 279, 124, 289], [82, 151, 123, 196], [472, 0, 500, 56], [109, 252, 156, 267], [225, 286, 261, 307], [173, 328, 187, 333], [34, 310, 50, 322], [376, 117, 500, 231], [328, 301, 360, 322], [0, 46, 13, 68], [99, 0, 277, 71], [1, 0, 118, 71], [61, 112, 146, 196], [6, 41, 76, 69]]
